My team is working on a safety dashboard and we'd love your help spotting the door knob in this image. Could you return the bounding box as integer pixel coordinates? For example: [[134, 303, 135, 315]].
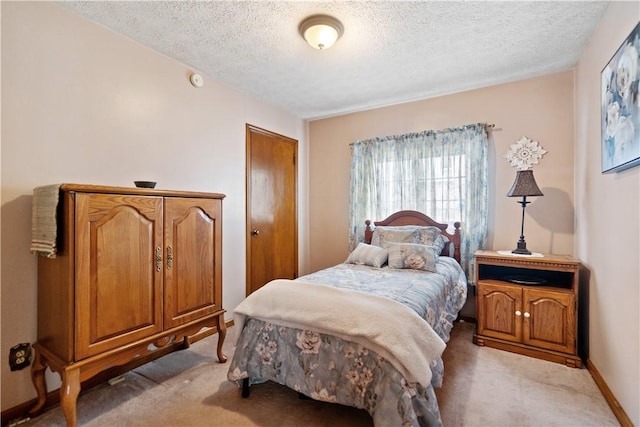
[[251, 229, 260, 236]]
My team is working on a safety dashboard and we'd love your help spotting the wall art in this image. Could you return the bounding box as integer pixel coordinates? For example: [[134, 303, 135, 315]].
[[601, 21, 640, 173]]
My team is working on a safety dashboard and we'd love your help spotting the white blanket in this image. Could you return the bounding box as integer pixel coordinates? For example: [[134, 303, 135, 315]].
[[233, 279, 446, 387]]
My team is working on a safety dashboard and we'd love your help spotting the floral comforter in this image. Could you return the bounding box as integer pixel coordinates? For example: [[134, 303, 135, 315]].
[[228, 257, 467, 427]]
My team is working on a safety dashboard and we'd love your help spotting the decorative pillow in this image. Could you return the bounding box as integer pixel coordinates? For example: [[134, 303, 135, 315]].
[[440, 235, 455, 257], [371, 226, 416, 247], [371, 225, 443, 248], [345, 243, 388, 268], [385, 243, 439, 272], [414, 227, 443, 246], [431, 234, 447, 255]]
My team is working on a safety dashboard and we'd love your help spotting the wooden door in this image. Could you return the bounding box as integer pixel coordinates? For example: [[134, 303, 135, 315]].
[[476, 281, 522, 342], [523, 288, 576, 353], [246, 124, 298, 295], [164, 197, 223, 328], [75, 193, 164, 359]]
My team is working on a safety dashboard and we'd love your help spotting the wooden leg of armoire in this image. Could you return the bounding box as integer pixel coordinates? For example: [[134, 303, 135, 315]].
[[216, 314, 227, 363], [60, 368, 80, 427], [28, 349, 48, 417]]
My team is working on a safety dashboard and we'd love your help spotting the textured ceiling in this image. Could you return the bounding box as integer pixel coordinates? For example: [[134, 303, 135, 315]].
[[57, 1, 609, 120]]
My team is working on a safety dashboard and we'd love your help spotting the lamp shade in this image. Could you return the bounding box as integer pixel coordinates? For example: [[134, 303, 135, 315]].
[[299, 15, 344, 50], [507, 170, 543, 197]]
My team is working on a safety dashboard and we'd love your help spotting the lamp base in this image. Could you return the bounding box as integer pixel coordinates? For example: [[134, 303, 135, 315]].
[[512, 240, 531, 255]]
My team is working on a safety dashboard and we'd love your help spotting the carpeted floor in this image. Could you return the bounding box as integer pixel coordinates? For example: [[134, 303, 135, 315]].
[[23, 321, 619, 426]]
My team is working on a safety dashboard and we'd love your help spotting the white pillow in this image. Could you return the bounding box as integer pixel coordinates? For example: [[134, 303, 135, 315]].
[[345, 243, 388, 268]]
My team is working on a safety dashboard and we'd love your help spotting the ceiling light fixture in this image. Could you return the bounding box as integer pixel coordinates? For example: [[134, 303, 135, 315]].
[[298, 14, 344, 50]]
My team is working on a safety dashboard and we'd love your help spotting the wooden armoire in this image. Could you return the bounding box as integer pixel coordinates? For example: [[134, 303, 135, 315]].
[[29, 184, 226, 427]]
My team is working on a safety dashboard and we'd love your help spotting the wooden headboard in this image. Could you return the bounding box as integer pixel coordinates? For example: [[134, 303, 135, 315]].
[[363, 210, 461, 263]]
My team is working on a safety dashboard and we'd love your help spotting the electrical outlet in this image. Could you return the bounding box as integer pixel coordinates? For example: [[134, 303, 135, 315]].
[[9, 343, 32, 371]]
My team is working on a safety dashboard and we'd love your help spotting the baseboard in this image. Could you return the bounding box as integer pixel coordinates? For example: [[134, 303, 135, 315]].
[[586, 358, 633, 427], [1, 320, 234, 427]]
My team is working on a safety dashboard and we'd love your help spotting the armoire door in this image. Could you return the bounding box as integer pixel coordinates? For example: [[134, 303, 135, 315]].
[[164, 197, 222, 328], [74, 193, 164, 359], [246, 124, 298, 295]]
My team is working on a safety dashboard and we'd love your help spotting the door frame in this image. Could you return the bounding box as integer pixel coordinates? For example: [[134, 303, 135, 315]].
[[245, 123, 298, 296]]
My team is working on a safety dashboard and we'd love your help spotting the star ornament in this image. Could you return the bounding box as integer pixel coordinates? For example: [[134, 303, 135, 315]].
[[504, 136, 548, 170]]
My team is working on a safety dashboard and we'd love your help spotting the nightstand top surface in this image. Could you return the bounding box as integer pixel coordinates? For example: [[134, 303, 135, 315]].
[[475, 250, 579, 266]]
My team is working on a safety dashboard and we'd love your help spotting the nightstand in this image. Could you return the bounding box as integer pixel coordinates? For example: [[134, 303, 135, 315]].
[[473, 250, 581, 368]]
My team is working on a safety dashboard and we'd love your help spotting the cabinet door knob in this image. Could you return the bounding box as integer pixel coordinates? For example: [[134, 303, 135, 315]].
[[515, 310, 522, 316], [524, 312, 531, 318], [251, 229, 260, 236]]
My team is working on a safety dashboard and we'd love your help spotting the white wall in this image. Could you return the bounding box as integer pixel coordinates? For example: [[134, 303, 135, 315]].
[[0, 2, 307, 410], [575, 2, 639, 425]]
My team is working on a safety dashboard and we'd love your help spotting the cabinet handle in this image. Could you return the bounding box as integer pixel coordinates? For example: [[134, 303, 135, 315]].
[[251, 229, 260, 236], [515, 310, 522, 316], [167, 246, 173, 270], [524, 312, 531, 318], [155, 247, 162, 272]]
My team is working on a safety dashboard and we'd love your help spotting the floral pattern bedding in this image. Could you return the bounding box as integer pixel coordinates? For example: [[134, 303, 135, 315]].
[[228, 257, 467, 427]]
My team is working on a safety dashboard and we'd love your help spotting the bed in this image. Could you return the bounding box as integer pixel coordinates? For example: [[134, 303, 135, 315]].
[[227, 210, 467, 427]]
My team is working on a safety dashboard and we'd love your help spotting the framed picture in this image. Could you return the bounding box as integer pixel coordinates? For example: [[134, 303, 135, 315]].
[[601, 21, 640, 173]]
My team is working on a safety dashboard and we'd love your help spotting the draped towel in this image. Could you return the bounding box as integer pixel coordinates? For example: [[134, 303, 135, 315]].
[[30, 184, 61, 258]]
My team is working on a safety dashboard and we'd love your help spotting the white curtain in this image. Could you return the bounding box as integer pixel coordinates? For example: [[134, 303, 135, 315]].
[[348, 123, 488, 281]]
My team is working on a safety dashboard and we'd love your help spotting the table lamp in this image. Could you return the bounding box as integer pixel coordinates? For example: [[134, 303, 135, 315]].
[[507, 170, 543, 255]]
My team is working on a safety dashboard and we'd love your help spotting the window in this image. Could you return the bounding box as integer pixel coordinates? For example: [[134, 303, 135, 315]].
[[349, 123, 488, 280]]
